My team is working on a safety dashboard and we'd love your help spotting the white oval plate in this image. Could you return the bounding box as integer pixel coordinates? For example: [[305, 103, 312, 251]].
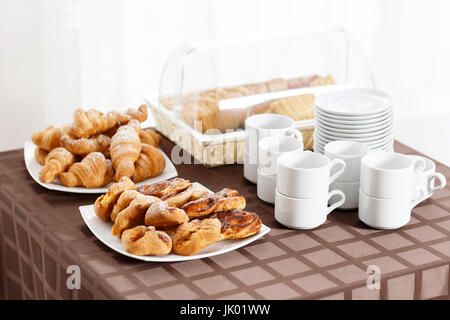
[[315, 130, 394, 143], [315, 107, 393, 123], [314, 133, 393, 147], [315, 88, 392, 116], [316, 124, 393, 138], [315, 117, 393, 133], [24, 141, 178, 194], [78, 183, 270, 262]]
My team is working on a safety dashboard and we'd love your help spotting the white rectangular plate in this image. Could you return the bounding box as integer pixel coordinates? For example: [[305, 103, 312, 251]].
[[24, 141, 178, 194], [79, 183, 270, 262]]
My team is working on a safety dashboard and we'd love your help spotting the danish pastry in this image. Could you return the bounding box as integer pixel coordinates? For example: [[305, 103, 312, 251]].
[[112, 195, 161, 237], [137, 178, 192, 199], [122, 226, 172, 256], [164, 186, 208, 208], [94, 176, 136, 221], [172, 218, 221, 256], [210, 210, 262, 240], [38, 147, 76, 183], [110, 190, 146, 222], [181, 188, 246, 218], [144, 201, 189, 228]]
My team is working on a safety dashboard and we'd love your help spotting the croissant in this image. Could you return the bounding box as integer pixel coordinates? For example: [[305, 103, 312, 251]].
[[181, 188, 246, 218], [60, 134, 110, 156], [139, 129, 162, 147], [60, 152, 114, 188], [144, 201, 189, 228], [131, 144, 165, 183], [32, 125, 71, 151], [122, 226, 172, 256], [112, 195, 161, 237], [172, 218, 221, 256], [210, 210, 262, 240], [69, 109, 117, 138], [113, 105, 148, 125], [110, 120, 142, 181], [38, 147, 76, 183], [34, 147, 49, 166], [137, 178, 192, 199], [94, 176, 136, 221]]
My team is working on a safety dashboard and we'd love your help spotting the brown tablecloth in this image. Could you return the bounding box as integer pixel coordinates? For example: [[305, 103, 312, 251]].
[[1, 140, 450, 300]]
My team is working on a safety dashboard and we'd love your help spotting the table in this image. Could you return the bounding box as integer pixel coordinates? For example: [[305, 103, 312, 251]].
[[1, 140, 450, 300]]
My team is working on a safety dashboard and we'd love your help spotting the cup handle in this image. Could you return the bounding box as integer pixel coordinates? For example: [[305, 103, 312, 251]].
[[429, 172, 447, 192], [412, 157, 426, 174], [326, 190, 346, 215], [329, 159, 347, 184], [285, 128, 303, 144]]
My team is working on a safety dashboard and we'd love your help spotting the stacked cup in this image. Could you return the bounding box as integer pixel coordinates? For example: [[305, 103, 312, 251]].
[[257, 134, 303, 204], [244, 114, 302, 184], [358, 152, 427, 229], [324, 141, 371, 210], [274, 150, 347, 230]]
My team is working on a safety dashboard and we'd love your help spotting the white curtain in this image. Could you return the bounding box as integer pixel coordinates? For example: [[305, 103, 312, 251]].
[[1, 0, 449, 164]]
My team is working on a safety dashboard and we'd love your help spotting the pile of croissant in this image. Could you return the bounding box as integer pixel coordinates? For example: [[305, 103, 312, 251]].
[[31, 105, 166, 188], [94, 177, 262, 256]]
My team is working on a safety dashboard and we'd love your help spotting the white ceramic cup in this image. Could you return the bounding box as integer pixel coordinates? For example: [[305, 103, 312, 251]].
[[257, 170, 276, 204], [244, 150, 258, 184], [360, 152, 426, 199], [410, 155, 447, 201], [329, 180, 360, 210], [324, 141, 370, 182], [258, 135, 304, 176], [358, 190, 423, 230], [275, 189, 345, 230], [245, 113, 302, 156], [277, 150, 347, 198]]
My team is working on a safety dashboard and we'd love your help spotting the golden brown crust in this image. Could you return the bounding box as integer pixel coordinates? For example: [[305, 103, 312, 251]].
[[94, 176, 136, 221], [139, 129, 162, 147], [172, 218, 221, 256], [144, 201, 188, 228], [137, 178, 192, 199], [181, 188, 246, 219], [38, 147, 76, 183], [69, 109, 117, 138], [131, 144, 165, 183], [112, 195, 161, 237], [32, 124, 71, 151], [122, 226, 172, 256], [164, 186, 208, 208], [60, 134, 110, 156], [112, 105, 148, 126], [267, 94, 315, 121], [210, 210, 261, 240], [110, 190, 145, 222], [34, 147, 48, 166]]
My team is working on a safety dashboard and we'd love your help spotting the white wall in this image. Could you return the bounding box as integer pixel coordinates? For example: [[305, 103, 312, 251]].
[[1, 0, 449, 165]]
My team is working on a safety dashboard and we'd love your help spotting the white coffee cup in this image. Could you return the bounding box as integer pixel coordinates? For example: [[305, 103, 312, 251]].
[[245, 113, 302, 156], [358, 190, 423, 230], [324, 141, 370, 182], [360, 152, 426, 199], [257, 170, 276, 204], [258, 135, 304, 176], [275, 189, 345, 230], [329, 180, 360, 210], [410, 155, 446, 202], [277, 150, 347, 198], [244, 150, 258, 183]]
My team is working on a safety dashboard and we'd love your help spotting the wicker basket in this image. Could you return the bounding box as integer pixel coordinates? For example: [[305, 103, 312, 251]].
[[146, 99, 315, 167]]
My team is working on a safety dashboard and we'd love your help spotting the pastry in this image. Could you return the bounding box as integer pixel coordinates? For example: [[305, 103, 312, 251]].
[[34, 147, 48, 166], [267, 94, 315, 121], [38, 147, 76, 183], [266, 78, 288, 92], [144, 201, 189, 228], [110, 119, 142, 181], [94, 176, 136, 221], [122, 226, 172, 256], [287, 76, 311, 89], [112, 195, 161, 237], [60, 134, 111, 156], [172, 218, 221, 256], [32, 124, 71, 151], [139, 129, 162, 147], [310, 74, 335, 87], [110, 190, 146, 222], [181, 188, 246, 218], [60, 152, 114, 188], [164, 186, 208, 208], [112, 104, 148, 125], [210, 210, 262, 240], [131, 144, 165, 183], [69, 109, 117, 138], [137, 178, 192, 199]]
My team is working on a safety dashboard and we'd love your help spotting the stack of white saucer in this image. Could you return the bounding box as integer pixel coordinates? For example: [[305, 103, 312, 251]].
[[314, 88, 394, 154]]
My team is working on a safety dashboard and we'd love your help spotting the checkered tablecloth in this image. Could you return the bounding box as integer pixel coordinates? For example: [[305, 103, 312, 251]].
[[1, 139, 450, 300]]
